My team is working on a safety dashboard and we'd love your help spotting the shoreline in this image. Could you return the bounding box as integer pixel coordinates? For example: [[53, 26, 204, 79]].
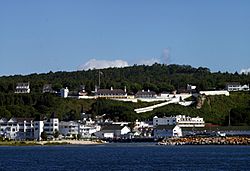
[[0, 139, 104, 146]]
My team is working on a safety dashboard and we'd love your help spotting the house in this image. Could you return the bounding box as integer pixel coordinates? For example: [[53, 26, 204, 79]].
[[15, 82, 30, 94], [95, 124, 131, 139], [225, 82, 250, 91], [95, 87, 127, 98], [43, 84, 56, 93], [153, 115, 205, 128], [225, 82, 241, 91], [34, 113, 59, 141], [154, 125, 182, 138], [135, 90, 156, 98]]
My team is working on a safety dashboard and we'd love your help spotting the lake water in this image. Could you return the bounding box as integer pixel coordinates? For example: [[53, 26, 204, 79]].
[[0, 143, 250, 171]]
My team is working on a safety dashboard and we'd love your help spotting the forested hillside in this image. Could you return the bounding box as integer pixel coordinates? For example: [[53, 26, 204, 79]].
[[0, 64, 249, 94], [0, 64, 250, 125]]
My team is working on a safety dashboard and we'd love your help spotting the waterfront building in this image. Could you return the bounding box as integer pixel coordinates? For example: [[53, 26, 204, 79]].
[[153, 115, 205, 128], [0, 117, 34, 140], [59, 121, 79, 138], [34, 113, 59, 141], [15, 82, 30, 94], [94, 124, 131, 139], [154, 125, 182, 138], [78, 124, 100, 138]]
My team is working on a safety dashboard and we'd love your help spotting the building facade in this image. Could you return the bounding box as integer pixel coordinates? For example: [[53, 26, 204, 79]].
[[95, 87, 127, 99], [15, 82, 30, 94], [153, 115, 205, 128], [226, 83, 250, 91], [0, 118, 34, 140]]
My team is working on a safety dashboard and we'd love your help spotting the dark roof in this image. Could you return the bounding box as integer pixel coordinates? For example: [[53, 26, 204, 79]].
[[16, 118, 34, 122], [226, 82, 241, 86], [135, 90, 156, 96], [16, 82, 29, 86], [50, 112, 57, 119], [96, 89, 126, 95], [154, 125, 176, 130], [101, 124, 126, 131]]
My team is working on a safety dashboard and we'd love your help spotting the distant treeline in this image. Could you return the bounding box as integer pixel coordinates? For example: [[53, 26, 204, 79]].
[[0, 64, 249, 94]]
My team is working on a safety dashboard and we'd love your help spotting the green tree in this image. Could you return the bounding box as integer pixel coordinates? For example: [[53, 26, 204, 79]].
[[77, 134, 81, 140], [41, 131, 47, 141], [54, 130, 60, 139]]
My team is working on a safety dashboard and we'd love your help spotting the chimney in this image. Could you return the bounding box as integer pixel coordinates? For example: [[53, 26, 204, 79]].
[[111, 87, 113, 91], [148, 89, 150, 92], [124, 86, 127, 93]]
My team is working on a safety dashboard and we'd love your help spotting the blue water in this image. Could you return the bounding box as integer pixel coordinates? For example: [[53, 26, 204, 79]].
[[0, 143, 250, 171]]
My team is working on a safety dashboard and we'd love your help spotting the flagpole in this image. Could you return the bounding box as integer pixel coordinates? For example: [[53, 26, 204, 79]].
[[98, 70, 100, 89]]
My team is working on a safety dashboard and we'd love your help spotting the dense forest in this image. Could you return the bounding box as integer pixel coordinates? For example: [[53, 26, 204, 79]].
[[0, 63, 249, 94], [0, 64, 250, 125]]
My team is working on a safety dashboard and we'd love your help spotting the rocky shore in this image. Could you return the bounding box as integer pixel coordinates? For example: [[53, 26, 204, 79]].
[[158, 136, 250, 145]]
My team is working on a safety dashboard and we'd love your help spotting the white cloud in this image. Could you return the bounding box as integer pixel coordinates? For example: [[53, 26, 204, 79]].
[[138, 58, 160, 66], [78, 57, 161, 71], [78, 59, 129, 70], [240, 68, 250, 74]]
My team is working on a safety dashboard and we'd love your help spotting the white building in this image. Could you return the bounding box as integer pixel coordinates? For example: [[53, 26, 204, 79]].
[[225, 83, 250, 91], [175, 115, 205, 127], [153, 116, 176, 126], [187, 84, 196, 91], [199, 90, 230, 96], [153, 115, 205, 128], [78, 124, 101, 138], [95, 87, 127, 99], [15, 82, 30, 94], [95, 124, 131, 139], [59, 120, 100, 138], [34, 113, 59, 140], [154, 125, 182, 138], [60, 87, 69, 98], [0, 118, 34, 140], [59, 121, 79, 137]]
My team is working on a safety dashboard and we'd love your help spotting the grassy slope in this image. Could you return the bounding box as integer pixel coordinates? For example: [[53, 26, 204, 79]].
[[145, 92, 250, 125]]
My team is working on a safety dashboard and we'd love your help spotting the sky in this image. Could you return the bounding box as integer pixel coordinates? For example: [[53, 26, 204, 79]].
[[0, 0, 250, 76]]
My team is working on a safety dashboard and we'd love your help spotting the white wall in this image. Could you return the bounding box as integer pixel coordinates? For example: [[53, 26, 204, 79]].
[[199, 90, 229, 96]]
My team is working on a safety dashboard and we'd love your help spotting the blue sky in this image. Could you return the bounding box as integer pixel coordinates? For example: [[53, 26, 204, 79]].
[[0, 0, 250, 76]]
